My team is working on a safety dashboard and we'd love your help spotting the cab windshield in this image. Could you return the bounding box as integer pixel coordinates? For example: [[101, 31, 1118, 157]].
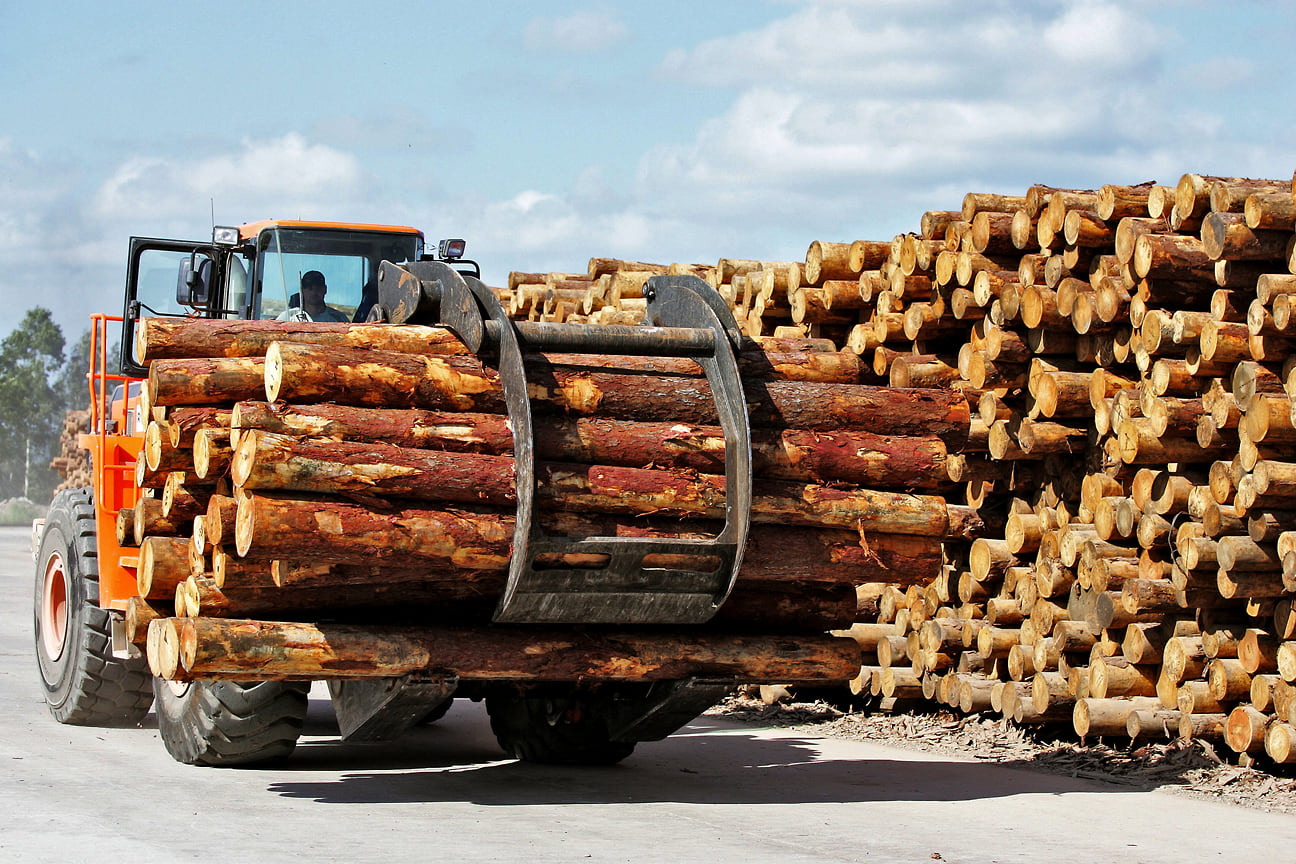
[[254, 227, 422, 321]]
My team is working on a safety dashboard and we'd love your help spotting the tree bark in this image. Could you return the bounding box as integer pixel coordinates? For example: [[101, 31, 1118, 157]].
[[137, 536, 195, 600], [171, 616, 862, 683], [231, 401, 952, 490], [136, 318, 469, 362], [262, 342, 971, 446], [232, 430, 953, 537]]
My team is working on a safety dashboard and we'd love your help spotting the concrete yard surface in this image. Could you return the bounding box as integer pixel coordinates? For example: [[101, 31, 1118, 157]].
[[4, 524, 1295, 863]]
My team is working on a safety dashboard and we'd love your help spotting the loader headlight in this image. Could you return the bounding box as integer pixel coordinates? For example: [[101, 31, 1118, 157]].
[[212, 225, 240, 246], [438, 238, 466, 260]]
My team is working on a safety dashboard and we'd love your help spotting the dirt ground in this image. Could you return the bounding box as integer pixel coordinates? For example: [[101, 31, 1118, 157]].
[[711, 694, 1296, 815]]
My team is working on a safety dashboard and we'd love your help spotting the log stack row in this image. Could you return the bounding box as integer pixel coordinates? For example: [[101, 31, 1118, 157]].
[[524, 171, 1296, 770], [836, 173, 1296, 768]]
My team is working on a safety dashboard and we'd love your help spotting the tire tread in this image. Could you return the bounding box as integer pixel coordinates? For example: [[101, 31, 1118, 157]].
[[35, 488, 152, 727]]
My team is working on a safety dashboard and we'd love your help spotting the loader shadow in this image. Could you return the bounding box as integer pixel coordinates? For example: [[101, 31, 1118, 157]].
[[269, 700, 1157, 807]]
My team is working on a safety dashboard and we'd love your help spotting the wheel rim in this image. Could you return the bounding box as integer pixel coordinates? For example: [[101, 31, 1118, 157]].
[[40, 551, 69, 662]]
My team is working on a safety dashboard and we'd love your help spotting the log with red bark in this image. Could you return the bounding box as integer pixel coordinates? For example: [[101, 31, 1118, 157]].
[[232, 490, 943, 589], [260, 342, 971, 448], [174, 569, 855, 632], [230, 400, 953, 490], [231, 430, 953, 537], [135, 318, 472, 362], [148, 616, 861, 683]]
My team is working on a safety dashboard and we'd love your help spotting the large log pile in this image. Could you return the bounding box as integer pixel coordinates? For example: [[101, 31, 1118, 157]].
[[51, 410, 92, 492], [125, 316, 999, 687], [521, 171, 1296, 769], [118, 168, 1296, 770]]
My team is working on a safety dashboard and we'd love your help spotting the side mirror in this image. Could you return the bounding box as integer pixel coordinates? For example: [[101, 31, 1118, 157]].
[[177, 255, 212, 306]]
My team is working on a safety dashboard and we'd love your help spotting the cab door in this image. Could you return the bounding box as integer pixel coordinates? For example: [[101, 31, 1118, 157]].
[[120, 237, 218, 377]]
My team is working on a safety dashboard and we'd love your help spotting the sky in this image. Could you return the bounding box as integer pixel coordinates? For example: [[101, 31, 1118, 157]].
[[1, 0, 1293, 344]]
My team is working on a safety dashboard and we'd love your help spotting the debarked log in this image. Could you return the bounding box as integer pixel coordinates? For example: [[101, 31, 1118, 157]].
[[162, 616, 863, 683]]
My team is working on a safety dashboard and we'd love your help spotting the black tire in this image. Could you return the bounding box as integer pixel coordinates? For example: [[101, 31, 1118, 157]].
[[33, 488, 153, 726], [486, 690, 636, 766], [152, 678, 310, 766]]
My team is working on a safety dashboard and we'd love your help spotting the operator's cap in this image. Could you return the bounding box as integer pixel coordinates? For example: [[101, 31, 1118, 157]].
[[301, 270, 327, 289]]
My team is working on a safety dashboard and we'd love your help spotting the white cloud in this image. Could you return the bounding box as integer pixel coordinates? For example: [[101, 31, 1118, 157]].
[[1041, 2, 1158, 66], [0, 135, 381, 344], [91, 134, 370, 232], [640, 0, 1253, 241], [524, 10, 628, 53], [1, 1, 1291, 347]]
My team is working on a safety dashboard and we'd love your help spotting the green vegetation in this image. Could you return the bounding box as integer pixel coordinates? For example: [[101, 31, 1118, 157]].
[[0, 308, 95, 506], [0, 497, 46, 525]]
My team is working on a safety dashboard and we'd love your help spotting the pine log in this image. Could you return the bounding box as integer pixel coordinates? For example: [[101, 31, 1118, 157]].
[[1073, 696, 1162, 737], [262, 342, 971, 447], [1201, 212, 1290, 261], [1126, 709, 1181, 740], [136, 318, 471, 362], [137, 536, 195, 600], [193, 429, 232, 480], [133, 497, 184, 545], [235, 492, 940, 585], [1179, 711, 1228, 743], [1097, 184, 1155, 220], [165, 407, 234, 448], [231, 401, 952, 490], [160, 474, 207, 521], [115, 508, 136, 548], [1225, 704, 1271, 754], [149, 356, 266, 407], [171, 617, 862, 683], [124, 595, 162, 645], [1090, 656, 1158, 698], [232, 431, 953, 537], [804, 241, 856, 285]]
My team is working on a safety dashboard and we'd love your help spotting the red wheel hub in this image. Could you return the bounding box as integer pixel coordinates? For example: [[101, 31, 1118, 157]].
[[40, 552, 69, 662]]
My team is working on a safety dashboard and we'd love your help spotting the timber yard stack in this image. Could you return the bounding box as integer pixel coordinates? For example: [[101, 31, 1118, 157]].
[[511, 170, 1296, 769], [121, 315, 991, 694], [113, 169, 1296, 769]]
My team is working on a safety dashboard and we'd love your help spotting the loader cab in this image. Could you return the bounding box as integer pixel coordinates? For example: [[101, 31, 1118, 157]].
[[119, 220, 430, 378]]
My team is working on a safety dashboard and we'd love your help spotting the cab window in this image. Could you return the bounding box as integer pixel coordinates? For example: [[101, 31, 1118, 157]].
[[254, 228, 420, 321]]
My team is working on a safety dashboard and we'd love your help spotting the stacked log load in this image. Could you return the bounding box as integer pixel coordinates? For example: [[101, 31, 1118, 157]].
[[524, 171, 1296, 768], [121, 315, 1002, 688]]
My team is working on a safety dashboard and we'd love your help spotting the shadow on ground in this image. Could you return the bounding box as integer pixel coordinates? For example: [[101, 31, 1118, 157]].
[[263, 697, 1173, 807]]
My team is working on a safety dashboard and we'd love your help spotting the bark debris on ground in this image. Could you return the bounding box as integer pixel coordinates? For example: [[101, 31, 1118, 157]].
[[709, 695, 1296, 814]]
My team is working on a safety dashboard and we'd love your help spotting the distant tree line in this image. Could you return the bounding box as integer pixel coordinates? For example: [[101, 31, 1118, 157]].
[[0, 308, 98, 503]]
